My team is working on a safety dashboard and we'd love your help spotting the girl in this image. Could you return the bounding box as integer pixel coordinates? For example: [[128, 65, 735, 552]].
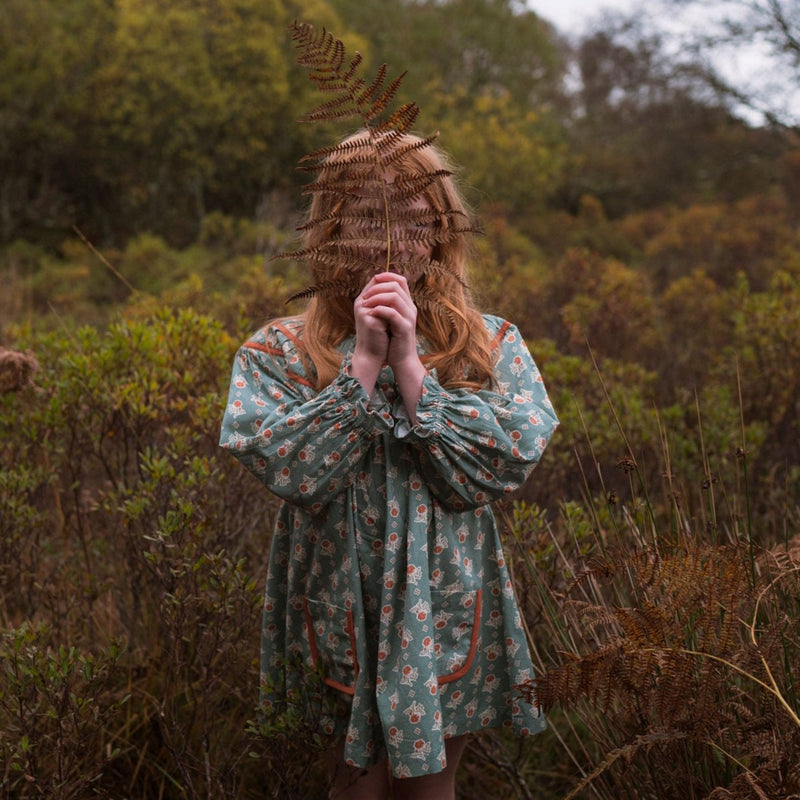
[[220, 132, 558, 799]]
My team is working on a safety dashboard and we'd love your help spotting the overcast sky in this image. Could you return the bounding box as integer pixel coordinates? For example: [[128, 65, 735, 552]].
[[527, 0, 642, 33], [526, 0, 799, 124]]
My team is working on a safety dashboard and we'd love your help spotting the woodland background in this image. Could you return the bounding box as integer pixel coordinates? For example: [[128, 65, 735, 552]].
[[1, 0, 799, 798]]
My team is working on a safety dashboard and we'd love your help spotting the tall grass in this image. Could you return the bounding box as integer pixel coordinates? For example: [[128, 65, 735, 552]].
[[502, 372, 800, 800]]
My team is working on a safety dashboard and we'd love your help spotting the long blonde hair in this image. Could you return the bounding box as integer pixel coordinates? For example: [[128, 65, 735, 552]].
[[292, 131, 495, 390]]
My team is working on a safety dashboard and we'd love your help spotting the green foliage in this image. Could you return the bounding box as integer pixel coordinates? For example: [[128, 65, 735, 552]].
[[0, 309, 280, 797], [0, 0, 113, 241], [432, 87, 568, 216], [326, 0, 565, 109], [0, 624, 126, 798], [92, 0, 294, 238]]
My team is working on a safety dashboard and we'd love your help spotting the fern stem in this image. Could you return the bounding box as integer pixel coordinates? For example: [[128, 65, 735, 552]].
[[646, 646, 800, 728]]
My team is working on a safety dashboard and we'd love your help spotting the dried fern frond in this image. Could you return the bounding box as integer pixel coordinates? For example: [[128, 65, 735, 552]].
[[279, 20, 474, 310], [285, 279, 362, 305]]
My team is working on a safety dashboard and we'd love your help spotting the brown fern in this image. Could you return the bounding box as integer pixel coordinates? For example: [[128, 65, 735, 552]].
[[276, 21, 472, 308], [522, 534, 800, 799]]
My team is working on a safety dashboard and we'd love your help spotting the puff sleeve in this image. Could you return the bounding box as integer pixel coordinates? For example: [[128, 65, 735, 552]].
[[219, 323, 394, 512], [396, 318, 558, 510]]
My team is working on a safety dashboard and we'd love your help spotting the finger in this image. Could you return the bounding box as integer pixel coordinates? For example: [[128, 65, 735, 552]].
[[362, 272, 410, 297], [364, 295, 414, 314], [360, 281, 414, 309]]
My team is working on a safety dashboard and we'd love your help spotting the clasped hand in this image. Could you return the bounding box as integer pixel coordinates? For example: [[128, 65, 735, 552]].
[[354, 272, 420, 371], [351, 273, 427, 419]]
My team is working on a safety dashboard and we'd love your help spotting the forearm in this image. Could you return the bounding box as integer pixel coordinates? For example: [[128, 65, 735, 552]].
[[350, 348, 383, 396], [392, 354, 427, 426]]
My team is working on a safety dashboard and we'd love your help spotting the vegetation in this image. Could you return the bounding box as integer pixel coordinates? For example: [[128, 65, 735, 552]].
[[1, 0, 799, 797]]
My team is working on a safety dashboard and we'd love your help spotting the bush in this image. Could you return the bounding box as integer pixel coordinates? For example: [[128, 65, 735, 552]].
[[0, 308, 278, 798]]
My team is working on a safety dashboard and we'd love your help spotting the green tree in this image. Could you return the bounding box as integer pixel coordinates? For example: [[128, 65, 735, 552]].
[[328, 0, 565, 108], [727, 271, 800, 477], [0, 0, 113, 242], [429, 87, 568, 218], [92, 0, 293, 239], [660, 268, 732, 391]]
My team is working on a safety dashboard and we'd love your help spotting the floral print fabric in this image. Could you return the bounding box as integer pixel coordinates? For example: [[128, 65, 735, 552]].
[[219, 314, 558, 778]]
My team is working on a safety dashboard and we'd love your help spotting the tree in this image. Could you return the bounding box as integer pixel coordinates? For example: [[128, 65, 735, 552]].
[[91, 0, 294, 239], [546, 248, 663, 364], [728, 270, 800, 476], [655, 0, 800, 127], [0, 0, 348, 244], [0, 0, 113, 241], [327, 0, 566, 110], [562, 20, 788, 217]]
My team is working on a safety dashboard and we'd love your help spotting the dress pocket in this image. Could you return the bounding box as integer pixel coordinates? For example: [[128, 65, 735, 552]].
[[430, 588, 482, 684], [303, 598, 359, 695]]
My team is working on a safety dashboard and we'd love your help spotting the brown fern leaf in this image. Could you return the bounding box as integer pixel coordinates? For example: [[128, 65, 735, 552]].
[[301, 168, 384, 195], [299, 132, 375, 167], [290, 20, 410, 131], [286, 278, 363, 305], [411, 289, 459, 327], [376, 102, 420, 134], [275, 246, 378, 275], [300, 94, 364, 123], [534, 641, 628, 712], [291, 24, 347, 72], [401, 258, 469, 289], [355, 63, 389, 111], [388, 170, 455, 201], [380, 133, 442, 164], [281, 20, 473, 313], [364, 70, 408, 122], [613, 603, 670, 647]]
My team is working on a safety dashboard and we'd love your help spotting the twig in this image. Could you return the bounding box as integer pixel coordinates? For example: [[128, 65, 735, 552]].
[[73, 225, 137, 293]]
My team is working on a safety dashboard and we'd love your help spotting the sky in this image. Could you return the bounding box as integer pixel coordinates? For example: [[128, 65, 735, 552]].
[[527, 0, 641, 34], [526, 0, 799, 124]]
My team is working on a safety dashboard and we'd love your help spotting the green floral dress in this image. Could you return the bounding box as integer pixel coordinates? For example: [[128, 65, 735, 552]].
[[219, 313, 558, 778]]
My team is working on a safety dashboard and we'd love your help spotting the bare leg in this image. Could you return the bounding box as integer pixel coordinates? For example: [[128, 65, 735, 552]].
[[390, 736, 469, 800], [324, 741, 391, 800]]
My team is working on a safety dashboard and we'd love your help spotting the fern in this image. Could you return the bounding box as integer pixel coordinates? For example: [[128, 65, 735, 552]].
[[276, 21, 471, 308], [521, 534, 800, 799]]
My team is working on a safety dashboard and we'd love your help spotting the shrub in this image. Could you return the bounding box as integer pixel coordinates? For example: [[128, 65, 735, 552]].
[[0, 308, 278, 798]]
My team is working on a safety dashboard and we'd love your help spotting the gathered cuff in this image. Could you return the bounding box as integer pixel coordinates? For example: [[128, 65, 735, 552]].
[[394, 369, 449, 441], [338, 354, 395, 432]]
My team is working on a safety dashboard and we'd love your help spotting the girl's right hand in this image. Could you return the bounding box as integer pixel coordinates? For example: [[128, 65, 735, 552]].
[[351, 275, 391, 394], [353, 276, 392, 363]]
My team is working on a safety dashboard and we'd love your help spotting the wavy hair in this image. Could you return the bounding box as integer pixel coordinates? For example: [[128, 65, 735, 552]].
[[291, 131, 495, 391]]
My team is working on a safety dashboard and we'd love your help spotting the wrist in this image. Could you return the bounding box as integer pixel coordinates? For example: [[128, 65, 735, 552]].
[[350, 349, 382, 395]]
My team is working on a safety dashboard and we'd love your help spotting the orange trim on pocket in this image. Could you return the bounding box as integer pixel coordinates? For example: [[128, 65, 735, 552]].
[[303, 599, 358, 696], [437, 589, 482, 685]]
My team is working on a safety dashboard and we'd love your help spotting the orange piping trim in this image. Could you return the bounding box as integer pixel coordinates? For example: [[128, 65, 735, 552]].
[[437, 589, 482, 685], [303, 599, 357, 696]]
